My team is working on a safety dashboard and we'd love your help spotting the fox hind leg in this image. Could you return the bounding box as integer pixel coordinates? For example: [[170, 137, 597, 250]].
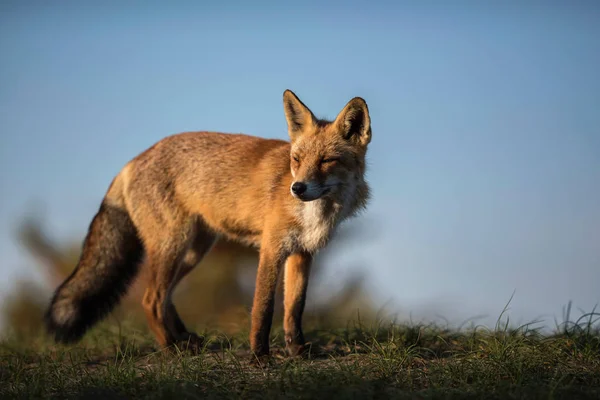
[[140, 219, 215, 349], [167, 224, 217, 349]]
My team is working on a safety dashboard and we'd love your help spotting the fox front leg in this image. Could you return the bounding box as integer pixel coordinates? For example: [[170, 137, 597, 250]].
[[283, 252, 312, 356], [249, 245, 286, 362]]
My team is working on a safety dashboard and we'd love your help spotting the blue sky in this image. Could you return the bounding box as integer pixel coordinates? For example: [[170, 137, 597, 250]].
[[1, 1, 599, 328]]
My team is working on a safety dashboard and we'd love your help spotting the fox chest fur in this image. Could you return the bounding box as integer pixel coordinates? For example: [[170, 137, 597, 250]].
[[288, 199, 341, 253]]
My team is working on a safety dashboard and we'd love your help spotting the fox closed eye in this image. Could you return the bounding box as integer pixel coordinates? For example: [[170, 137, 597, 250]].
[[321, 157, 340, 164]]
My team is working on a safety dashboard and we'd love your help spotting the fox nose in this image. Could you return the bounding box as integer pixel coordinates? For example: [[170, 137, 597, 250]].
[[291, 182, 307, 195]]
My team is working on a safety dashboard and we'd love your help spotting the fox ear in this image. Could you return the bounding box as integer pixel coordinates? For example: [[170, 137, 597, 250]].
[[334, 97, 371, 146], [283, 90, 316, 141]]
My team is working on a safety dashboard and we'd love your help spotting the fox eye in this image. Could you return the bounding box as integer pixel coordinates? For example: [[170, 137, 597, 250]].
[[321, 157, 339, 165], [292, 155, 300, 162]]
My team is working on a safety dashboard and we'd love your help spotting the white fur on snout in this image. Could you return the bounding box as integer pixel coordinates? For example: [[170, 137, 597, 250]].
[[304, 181, 322, 198]]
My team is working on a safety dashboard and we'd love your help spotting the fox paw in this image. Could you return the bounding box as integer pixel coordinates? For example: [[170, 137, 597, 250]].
[[249, 352, 272, 368]]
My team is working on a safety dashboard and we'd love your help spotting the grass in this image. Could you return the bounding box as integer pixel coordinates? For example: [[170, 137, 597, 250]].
[[1, 307, 600, 399]]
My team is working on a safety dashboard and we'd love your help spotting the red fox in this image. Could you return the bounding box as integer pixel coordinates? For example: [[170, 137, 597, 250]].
[[45, 90, 372, 360]]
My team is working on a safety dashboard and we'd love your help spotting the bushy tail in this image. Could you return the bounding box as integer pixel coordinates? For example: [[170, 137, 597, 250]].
[[44, 201, 144, 343]]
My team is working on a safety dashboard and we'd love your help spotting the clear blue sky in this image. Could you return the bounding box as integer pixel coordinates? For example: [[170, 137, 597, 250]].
[[1, 1, 599, 328]]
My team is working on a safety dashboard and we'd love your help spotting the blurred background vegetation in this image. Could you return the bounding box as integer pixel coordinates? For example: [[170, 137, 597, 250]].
[[2, 213, 380, 340]]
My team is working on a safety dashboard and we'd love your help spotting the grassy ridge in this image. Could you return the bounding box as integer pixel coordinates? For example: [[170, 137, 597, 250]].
[[2, 310, 599, 399]]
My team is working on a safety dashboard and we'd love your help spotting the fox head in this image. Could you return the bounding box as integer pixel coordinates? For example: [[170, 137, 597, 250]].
[[282, 90, 371, 203]]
